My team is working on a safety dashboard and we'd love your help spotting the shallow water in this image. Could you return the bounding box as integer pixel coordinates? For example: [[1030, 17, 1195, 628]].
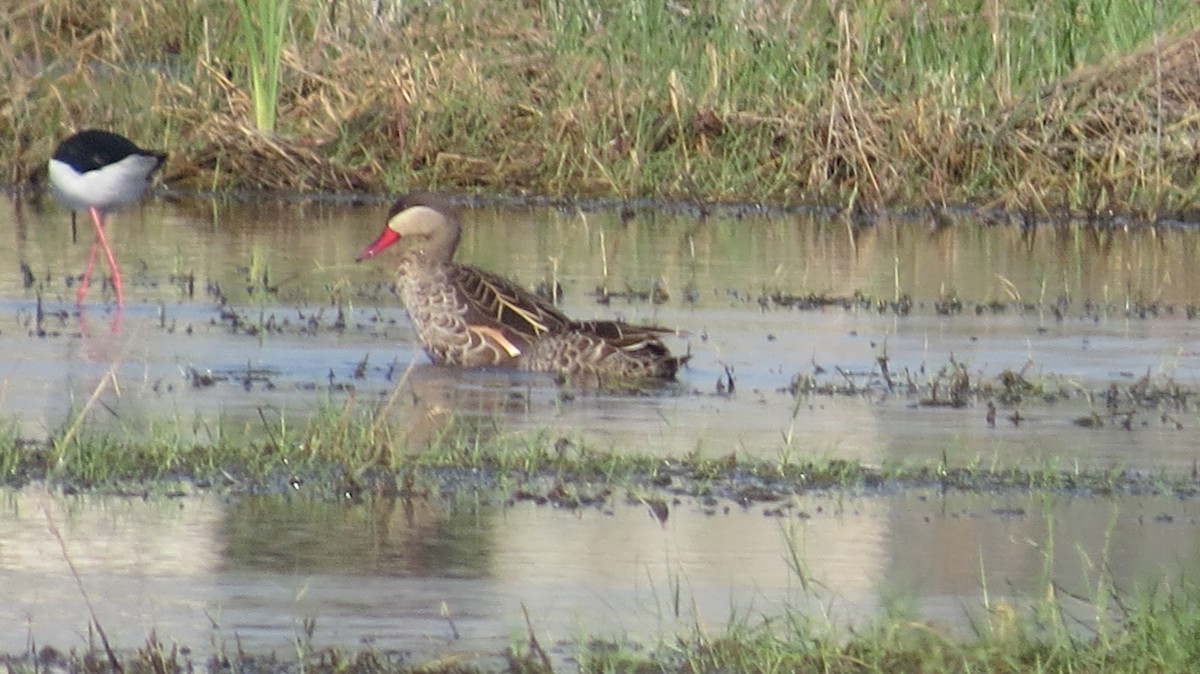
[[3, 193, 1200, 655], [4, 488, 1200, 658], [4, 196, 1200, 468]]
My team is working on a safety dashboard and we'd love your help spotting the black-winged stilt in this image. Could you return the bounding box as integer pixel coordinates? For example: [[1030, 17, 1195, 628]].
[[48, 129, 167, 307]]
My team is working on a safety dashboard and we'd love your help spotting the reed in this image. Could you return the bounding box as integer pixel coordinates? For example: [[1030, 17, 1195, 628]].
[[235, 0, 291, 133]]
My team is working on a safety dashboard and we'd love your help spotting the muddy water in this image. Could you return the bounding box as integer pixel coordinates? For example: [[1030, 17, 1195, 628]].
[[3, 194, 1200, 654]]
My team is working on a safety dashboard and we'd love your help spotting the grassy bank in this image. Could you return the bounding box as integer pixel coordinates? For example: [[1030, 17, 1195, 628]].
[[5, 0, 1200, 217]]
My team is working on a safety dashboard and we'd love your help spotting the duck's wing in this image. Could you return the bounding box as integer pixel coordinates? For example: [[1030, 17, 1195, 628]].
[[569, 319, 676, 342], [525, 320, 688, 380], [451, 264, 573, 340]]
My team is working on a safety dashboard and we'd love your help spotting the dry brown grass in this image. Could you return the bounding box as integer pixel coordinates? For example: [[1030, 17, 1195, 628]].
[[990, 31, 1200, 216], [5, 0, 1200, 217]]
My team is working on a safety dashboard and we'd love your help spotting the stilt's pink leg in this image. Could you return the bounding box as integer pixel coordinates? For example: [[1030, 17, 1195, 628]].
[[77, 237, 100, 306], [87, 207, 124, 308]]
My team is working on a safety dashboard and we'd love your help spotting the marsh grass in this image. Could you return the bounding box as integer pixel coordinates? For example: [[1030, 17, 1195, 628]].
[[0, 387, 1193, 500], [574, 515, 1200, 674], [13, 567, 1200, 673], [0, 584, 1195, 674], [6, 0, 1200, 215], [578, 589, 1200, 673]]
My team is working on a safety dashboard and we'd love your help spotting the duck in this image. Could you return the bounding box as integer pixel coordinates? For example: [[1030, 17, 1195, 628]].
[[355, 194, 686, 381]]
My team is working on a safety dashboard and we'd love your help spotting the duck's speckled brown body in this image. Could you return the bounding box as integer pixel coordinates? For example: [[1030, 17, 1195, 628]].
[[357, 194, 686, 381]]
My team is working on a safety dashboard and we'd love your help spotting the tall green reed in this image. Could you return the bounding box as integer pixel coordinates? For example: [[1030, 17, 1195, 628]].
[[236, 0, 290, 133]]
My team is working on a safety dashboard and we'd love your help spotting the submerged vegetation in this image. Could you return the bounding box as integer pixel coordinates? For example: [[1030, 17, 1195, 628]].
[[5, 0, 1200, 216]]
